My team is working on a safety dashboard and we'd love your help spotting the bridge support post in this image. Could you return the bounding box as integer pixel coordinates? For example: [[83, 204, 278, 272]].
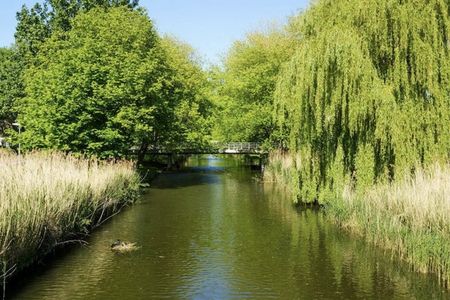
[[259, 154, 267, 172], [167, 153, 173, 169]]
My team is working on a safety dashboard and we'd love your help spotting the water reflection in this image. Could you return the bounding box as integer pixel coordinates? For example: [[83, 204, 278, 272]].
[[9, 155, 448, 299]]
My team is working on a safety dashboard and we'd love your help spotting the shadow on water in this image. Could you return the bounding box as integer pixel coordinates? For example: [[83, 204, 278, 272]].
[[6, 244, 83, 297], [7, 155, 450, 300], [151, 155, 255, 190]]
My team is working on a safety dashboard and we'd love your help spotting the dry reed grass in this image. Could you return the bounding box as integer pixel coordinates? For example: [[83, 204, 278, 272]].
[[338, 163, 450, 286], [0, 151, 139, 282]]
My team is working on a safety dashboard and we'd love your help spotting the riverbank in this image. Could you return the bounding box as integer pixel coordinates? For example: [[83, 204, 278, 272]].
[[264, 151, 450, 288], [0, 152, 140, 288]]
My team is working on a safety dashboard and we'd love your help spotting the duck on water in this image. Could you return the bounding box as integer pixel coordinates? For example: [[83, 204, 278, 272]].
[[110, 240, 139, 253]]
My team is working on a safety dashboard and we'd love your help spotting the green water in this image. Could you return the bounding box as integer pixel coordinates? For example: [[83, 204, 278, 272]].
[[9, 156, 448, 299]]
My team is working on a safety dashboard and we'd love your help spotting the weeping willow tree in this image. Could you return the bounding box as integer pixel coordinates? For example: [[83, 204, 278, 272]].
[[273, 0, 450, 202]]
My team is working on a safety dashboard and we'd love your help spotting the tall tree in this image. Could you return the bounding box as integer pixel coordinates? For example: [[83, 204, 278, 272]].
[[19, 6, 172, 159], [274, 0, 450, 202], [160, 36, 213, 151], [212, 25, 296, 145], [7, 0, 141, 141]]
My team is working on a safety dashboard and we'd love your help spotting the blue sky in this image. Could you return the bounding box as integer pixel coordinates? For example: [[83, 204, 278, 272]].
[[0, 0, 310, 64]]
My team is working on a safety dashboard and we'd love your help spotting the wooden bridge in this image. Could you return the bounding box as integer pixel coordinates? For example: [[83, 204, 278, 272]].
[[144, 142, 265, 155]]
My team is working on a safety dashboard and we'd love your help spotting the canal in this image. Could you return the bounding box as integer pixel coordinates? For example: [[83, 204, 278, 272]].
[[9, 156, 448, 299]]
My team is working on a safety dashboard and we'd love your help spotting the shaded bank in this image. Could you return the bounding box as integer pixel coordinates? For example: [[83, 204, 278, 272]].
[[0, 152, 140, 291], [265, 151, 450, 288]]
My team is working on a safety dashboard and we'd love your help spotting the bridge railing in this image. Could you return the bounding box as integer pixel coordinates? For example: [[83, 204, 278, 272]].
[[213, 142, 261, 153], [132, 142, 263, 154]]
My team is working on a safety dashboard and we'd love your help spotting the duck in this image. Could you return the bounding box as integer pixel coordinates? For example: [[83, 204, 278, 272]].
[[111, 239, 124, 248], [111, 239, 139, 253]]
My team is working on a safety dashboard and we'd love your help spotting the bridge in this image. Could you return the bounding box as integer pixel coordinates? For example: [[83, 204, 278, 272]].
[[144, 142, 266, 155], [135, 142, 267, 169]]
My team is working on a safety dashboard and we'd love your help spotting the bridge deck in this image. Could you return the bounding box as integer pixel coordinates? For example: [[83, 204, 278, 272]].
[[141, 142, 266, 155]]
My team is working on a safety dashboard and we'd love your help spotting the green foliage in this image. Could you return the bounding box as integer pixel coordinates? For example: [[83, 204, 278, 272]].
[[15, 2, 51, 63], [9, 0, 141, 144], [274, 0, 450, 201], [15, 0, 140, 61], [212, 26, 296, 145], [17, 7, 212, 159], [19, 7, 170, 158], [46, 0, 139, 32], [0, 48, 24, 134], [160, 36, 213, 150]]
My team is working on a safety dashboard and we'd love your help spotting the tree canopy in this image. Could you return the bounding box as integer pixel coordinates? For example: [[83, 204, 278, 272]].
[[273, 0, 450, 201], [160, 36, 213, 150], [15, 0, 140, 60], [3, 0, 449, 174], [15, 5, 213, 160], [19, 7, 172, 158], [211, 26, 296, 145]]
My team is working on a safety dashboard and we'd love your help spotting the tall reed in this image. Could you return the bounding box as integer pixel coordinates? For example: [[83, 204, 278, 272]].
[[333, 163, 450, 287], [265, 151, 450, 287], [0, 151, 140, 282]]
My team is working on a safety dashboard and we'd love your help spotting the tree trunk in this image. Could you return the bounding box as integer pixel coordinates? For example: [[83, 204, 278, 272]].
[[137, 141, 149, 165]]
